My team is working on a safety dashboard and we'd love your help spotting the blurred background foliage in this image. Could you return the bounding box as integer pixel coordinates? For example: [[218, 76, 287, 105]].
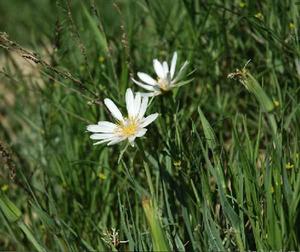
[[0, 0, 300, 251]]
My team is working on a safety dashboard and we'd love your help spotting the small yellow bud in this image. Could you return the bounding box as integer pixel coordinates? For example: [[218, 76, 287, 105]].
[[239, 2, 246, 8], [289, 22, 295, 30], [273, 100, 280, 107], [98, 56, 105, 63], [254, 12, 264, 21], [98, 172, 107, 180], [285, 162, 294, 170], [1, 184, 9, 192], [173, 160, 181, 167]]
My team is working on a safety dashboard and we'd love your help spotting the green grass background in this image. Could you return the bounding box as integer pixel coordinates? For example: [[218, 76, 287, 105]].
[[0, 0, 300, 251]]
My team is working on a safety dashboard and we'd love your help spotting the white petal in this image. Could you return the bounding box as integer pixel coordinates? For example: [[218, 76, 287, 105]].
[[140, 113, 159, 128], [93, 141, 107, 145], [87, 124, 102, 132], [132, 78, 156, 91], [107, 136, 126, 146], [93, 137, 116, 145], [139, 91, 161, 97], [170, 52, 177, 79], [104, 98, 124, 122], [172, 61, 189, 83], [133, 92, 141, 117], [152, 92, 161, 96], [90, 133, 116, 140], [128, 136, 136, 146], [125, 88, 135, 117], [153, 59, 165, 79], [98, 121, 117, 128], [163, 61, 169, 76], [87, 123, 116, 133], [138, 96, 148, 119], [137, 72, 157, 86], [136, 128, 147, 137]]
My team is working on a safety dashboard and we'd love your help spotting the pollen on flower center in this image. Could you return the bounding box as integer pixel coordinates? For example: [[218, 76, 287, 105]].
[[118, 118, 138, 137], [157, 78, 169, 91]]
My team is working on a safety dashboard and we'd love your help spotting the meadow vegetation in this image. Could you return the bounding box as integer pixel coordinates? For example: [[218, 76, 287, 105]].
[[0, 0, 300, 251]]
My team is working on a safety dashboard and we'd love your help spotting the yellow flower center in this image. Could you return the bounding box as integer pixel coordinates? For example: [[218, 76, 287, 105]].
[[118, 118, 138, 137]]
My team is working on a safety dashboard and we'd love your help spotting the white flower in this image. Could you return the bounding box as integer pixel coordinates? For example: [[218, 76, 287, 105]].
[[132, 52, 189, 96], [87, 88, 158, 147]]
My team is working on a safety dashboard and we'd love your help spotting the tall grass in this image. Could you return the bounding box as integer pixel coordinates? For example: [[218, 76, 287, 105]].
[[0, 0, 300, 251]]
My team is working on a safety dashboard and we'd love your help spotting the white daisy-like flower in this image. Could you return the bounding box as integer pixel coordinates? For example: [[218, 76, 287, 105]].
[[132, 52, 189, 96], [87, 88, 158, 147]]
